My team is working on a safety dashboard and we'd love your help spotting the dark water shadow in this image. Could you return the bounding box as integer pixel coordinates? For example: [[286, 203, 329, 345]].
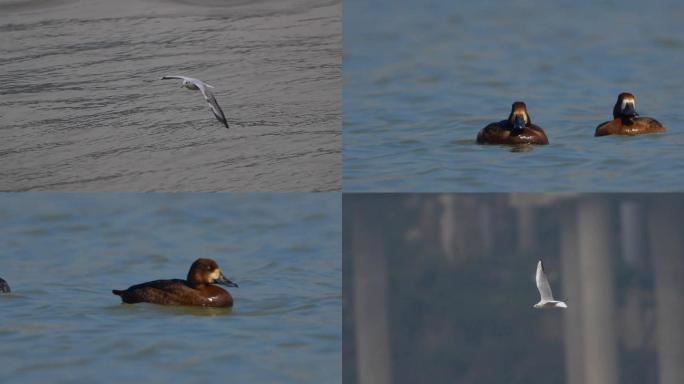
[[510, 144, 534, 153], [456, 139, 535, 153], [108, 303, 234, 317]]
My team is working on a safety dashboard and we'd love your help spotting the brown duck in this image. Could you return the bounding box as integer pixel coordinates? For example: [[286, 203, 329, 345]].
[[477, 101, 549, 145], [113, 258, 238, 307], [595, 92, 666, 136]]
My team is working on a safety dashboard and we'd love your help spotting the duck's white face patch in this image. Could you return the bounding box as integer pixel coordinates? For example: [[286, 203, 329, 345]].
[[511, 110, 528, 124], [621, 98, 635, 111], [209, 269, 221, 282]]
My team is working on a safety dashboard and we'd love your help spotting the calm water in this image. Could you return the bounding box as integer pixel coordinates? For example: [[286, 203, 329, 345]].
[[0, 193, 341, 383], [344, 0, 684, 192], [0, 0, 340, 192]]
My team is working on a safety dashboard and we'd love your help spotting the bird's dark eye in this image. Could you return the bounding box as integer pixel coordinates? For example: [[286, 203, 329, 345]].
[[206, 265, 212, 271]]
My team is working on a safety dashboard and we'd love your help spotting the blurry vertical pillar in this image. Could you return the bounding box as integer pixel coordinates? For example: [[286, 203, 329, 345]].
[[350, 196, 392, 384], [559, 200, 584, 384], [517, 206, 536, 254], [439, 194, 458, 262], [576, 196, 618, 384], [648, 196, 684, 384], [620, 201, 647, 269]]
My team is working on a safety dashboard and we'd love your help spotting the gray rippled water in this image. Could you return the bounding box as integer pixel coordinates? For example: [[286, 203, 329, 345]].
[[0, 0, 340, 191], [344, 0, 684, 192], [0, 193, 341, 383]]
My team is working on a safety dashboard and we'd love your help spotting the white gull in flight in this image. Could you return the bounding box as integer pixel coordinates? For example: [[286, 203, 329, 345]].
[[161, 75, 229, 129], [533, 260, 567, 309]]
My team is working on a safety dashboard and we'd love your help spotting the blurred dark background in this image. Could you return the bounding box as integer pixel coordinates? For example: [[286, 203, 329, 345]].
[[343, 194, 684, 384]]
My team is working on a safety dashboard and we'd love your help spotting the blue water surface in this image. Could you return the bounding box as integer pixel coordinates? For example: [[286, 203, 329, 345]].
[[344, 0, 684, 191], [0, 193, 341, 383]]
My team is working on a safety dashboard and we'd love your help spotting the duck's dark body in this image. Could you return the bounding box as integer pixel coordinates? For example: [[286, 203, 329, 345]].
[[113, 279, 233, 307], [112, 258, 237, 307], [477, 120, 549, 145], [0, 277, 10, 293], [477, 101, 549, 145], [595, 117, 665, 136]]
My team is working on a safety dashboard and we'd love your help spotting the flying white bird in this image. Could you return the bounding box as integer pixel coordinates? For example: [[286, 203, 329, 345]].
[[533, 260, 567, 309], [161, 75, 229, 129]]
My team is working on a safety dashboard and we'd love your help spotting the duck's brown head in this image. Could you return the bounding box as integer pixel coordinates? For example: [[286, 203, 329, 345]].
[[187, 258, 238, 288], [508, 101, 531, 131], [613, 92, 638, 119]]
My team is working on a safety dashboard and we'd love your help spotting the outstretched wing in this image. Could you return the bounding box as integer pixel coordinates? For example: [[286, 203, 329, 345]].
[[161, 75, 194, 82], [162, 75, 228, 129], [535, 260, 554, 301], [197, 85, 229, 129]]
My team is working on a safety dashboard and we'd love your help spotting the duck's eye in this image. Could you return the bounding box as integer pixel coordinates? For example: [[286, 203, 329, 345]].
[[206, 265, 213, 271]]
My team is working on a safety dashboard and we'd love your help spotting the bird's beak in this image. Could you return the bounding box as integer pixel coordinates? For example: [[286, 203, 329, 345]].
[[513, 115, 526, 130], [214, 271, 238, 287], [622, 102, 638, 117]]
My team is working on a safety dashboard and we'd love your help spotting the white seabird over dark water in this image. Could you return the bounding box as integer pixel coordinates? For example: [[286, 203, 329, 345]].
[[533, 260, 567, 309], [161, 75, 229, 129]]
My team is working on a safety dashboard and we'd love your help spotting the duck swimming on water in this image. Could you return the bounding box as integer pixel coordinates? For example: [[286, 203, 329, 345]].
[[113, 258, 238, 307], [595, 92, 666, 136], [477, 101, 549, 145]]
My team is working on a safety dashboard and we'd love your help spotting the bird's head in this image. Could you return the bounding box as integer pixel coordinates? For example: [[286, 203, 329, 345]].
[[508, 101, 531, 131], [613, 92, 639, 120]]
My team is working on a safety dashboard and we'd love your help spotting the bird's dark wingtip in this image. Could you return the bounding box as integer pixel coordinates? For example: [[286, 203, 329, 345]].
[[112, 289, 123, 296]]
